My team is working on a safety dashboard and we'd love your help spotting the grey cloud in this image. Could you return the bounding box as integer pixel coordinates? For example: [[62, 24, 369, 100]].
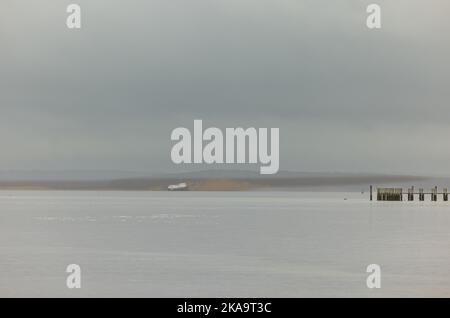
[[1, 0, 450, 174]]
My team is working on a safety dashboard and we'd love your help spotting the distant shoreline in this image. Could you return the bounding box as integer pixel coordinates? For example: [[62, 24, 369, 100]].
[[0, 175, 430, 191]]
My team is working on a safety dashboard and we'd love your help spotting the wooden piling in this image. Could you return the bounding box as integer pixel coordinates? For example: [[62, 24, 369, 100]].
[[408, 186, 414, 201], [431, 186, 438, 201], [419, 188, 424, 201]]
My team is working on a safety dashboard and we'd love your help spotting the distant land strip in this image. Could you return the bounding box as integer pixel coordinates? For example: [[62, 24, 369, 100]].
[[0, 175, 430, 191]]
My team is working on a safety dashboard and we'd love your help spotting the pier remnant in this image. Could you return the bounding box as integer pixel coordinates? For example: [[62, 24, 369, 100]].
[[374, 186, 450, 201], [377, 188, 403, 201]]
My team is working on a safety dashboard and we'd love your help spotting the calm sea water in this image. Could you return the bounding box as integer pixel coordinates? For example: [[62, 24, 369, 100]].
[[1, 191, 450, 297]]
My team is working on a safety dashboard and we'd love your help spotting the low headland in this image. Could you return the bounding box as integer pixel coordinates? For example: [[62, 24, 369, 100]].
[[0, 170, 438, 192]]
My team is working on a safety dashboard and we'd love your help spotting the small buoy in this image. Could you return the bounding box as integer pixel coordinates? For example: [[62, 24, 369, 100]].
[[344, 198, 348, 200]]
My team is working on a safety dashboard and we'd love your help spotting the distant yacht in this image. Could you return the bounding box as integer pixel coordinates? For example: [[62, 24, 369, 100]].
[[168, 182, 188, 191]]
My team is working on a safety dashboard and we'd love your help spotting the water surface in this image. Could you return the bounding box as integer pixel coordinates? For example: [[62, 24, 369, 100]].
[[1, 191, 450, 297]]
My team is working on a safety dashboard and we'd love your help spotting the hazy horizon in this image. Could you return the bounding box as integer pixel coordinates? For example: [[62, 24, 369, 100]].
[[0, 168, 442, 182]]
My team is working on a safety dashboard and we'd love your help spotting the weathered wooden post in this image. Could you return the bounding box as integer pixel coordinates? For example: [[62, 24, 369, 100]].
[[408, 187, 414, 201], [444, 188, 448, 201], [370, 185, 373, 201], [432, 186, 438, 201], [419, 188, 424, 201]]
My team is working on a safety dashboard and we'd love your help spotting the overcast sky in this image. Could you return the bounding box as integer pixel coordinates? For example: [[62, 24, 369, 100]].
[[1, 0, 450, 176]]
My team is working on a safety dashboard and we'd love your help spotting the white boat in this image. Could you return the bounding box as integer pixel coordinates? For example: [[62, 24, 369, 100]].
[[168, 182, 188, 191]]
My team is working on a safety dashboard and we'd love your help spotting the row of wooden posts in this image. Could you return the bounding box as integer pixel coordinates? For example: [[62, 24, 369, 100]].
[[370, 185, 449, 201]]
